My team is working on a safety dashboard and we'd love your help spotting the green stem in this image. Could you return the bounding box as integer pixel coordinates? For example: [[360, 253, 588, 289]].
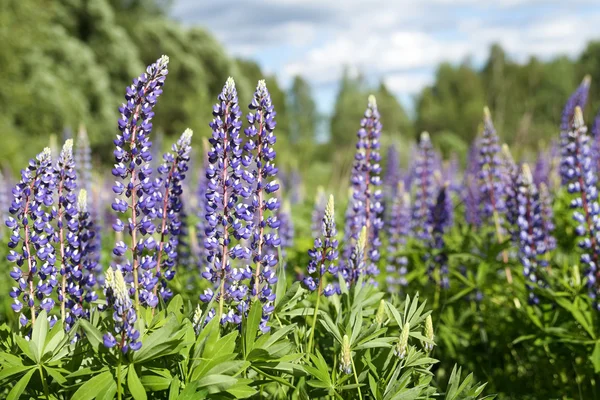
[[117, 362, 122, 400], [350, 355, 363, 400], [307, 280, 323, 355], [39, 366, 50, 400], [385, 357, 400, 383]]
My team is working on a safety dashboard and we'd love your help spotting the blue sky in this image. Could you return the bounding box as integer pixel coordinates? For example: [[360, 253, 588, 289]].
[[172, 1, 600, 115]]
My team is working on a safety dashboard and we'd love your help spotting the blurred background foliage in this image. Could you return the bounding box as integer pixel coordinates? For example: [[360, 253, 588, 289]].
[[1, 0, 600, 197]]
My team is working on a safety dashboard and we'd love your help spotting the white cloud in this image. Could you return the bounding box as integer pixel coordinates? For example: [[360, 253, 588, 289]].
[[172, 1, 600, 110]]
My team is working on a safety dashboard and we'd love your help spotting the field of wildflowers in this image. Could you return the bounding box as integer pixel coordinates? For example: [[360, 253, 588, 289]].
[[1, 54, 600, 400]]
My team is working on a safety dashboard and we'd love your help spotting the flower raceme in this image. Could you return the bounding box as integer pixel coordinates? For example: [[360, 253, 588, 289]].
[[342, 95, 384, 287], [111, 55, 169, 310]]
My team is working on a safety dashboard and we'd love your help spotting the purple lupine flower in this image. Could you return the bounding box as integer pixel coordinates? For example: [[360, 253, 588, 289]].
[[6, 148, 58, 327], [477, 107, 506, 226], [303, 195, 339, 296], [154, 129, 193, 302], [385, 182, 411, 293], [345, 226, 367, 285], [539, 183, 556, 253], [464, 142, 481, 227], [0, 171, 8, 239], [341, 95, 384, 287], [200, 78, 252, 327], [591, 108, 600, 177], [195, 143, 210, 271], [560, 76, 591, 186], [311, 187, 327, 239], [278, 200, 294, 258], [245, 80, 280, 333], [102, 268, 142, 353], [384, 144, 402, 200], [443, 153, 461, 194], [411, 132, 438, 240], [53, 140, 79, 324], [111, 55, 169, 310], [515, 164, 548, 305], [288, 169, 303, 205], [560, 76, 591, 132], [560, 107, 600, 305], [502, 145, 520, 243], [426, 184, 452, 289], [533, 149, 550, 188], [64, 190, 99, 331]]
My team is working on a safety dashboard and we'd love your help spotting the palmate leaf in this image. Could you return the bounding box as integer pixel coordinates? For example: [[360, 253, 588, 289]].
[[30, 309, 48, 363]]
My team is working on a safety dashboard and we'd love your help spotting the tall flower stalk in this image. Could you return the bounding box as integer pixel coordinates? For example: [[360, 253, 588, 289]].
[[111, 55, 169, 311], [201, 78, 252, 326], [478, 108, 511, 280], [64, 190, 99, 331], [515, 164, 548, 304], [560, 107, 600, 304], [385, 182, 410, 293], [342, 95, 383, 287], [154, 129, 193, 301], [245, 80, 280, 333], [411, 132, 437, 241], [427, 184, 452, 290], [7, 148, 57, 327], [305, 195, 338, 354], [54, 140, 78, 323]]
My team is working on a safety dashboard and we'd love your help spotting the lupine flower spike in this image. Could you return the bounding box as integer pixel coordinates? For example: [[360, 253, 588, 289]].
[[201, 77, 252, 327], [103, 268, 142, 353], [154, 128, 193, 301], [411, 132, 437, 241], [423, 315, 435, 352], [7, 147, 57, 328], [394, 322, 410, 359], [342, 95, 383, 287], [111, 55, 169, 311], [515, 164, 549, 305], [245, 80, 280, 333], [560, 107, 600, 306], [54, 139, 78, 323], [426, 184, 452, 289], [385, 182, 410, 293]]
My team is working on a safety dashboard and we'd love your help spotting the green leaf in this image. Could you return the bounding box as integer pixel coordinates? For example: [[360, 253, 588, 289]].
[[43, 325, 65, 359], [6, 368, 35, 400], [168, 376, 180, 400], [14, 334, 35, 361], [71, 370, 114, 400], [127, 366, 147, 400], [195, 374, 237, 392], [30, 309, 48, 362], [44, 365, 67, 385], [591, 341, 600, 373], [0, 365, 33, 382], [167, 295, 184, 321], [141, 372, 172, 391], [244, 301, 262, 356], [80, 319, 104, 352], [226, 383, 258, 398]]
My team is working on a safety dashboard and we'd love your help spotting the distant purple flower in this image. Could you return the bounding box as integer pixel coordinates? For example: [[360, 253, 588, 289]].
[[154, 129, 193, 302], [559, 107, 600, 305], [303, 195, 339, 296], [426, 184, 452, 289], [384, 144, 402, 200], [463, 142, 481, 227], [245, 80, 280, 333], [502, 145, 520, 243], [64, 190, 99, 331], [560, 76, 591, 186], [341, 95, 384, 287], [278, 201, 294, 258], [477, 108, 505, 226], [411, 132, 438, 240], [311, 187, 327, 239], [6, 148, 57, 327], [385, 183, 411, 293], [539, 183, 556, 253], [111, 55, 169, 310], [533, 149, 550, 188], [515, 165, 548, 305]]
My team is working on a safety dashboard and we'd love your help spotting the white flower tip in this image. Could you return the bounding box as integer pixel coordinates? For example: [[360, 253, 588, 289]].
[[368, 94, 377, 108], [483, 106, 491, 119], [182, 128, 193, 141], [420, 131, 430, 142], [583, 75, 591, 87], [159, 55, 170, 65], [522, 163, 533, 184], [62, 139, 73, 155], [573, 106, 585, 128], [225, 76, 235, 90], [77, 189, 87, 213], [257, 79, 267, 91]]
